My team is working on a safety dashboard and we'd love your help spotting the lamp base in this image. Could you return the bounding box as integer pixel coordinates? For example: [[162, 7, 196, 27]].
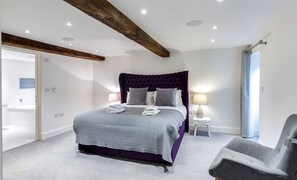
[[196, 105, 204, 118]]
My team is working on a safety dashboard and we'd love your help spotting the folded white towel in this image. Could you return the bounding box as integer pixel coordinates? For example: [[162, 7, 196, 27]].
[[142, 110, 160, 116], [144, 106, 159, 112], [108, 104, 124, 110], [106, 108, 125, 114], [108, 107, 124, 111]]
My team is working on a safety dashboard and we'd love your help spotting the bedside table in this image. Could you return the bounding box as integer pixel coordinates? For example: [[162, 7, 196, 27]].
[[193, 117, 211, 138]]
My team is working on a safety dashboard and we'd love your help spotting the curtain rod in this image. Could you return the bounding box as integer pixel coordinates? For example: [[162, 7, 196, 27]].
[[250, 40, 267, 50]]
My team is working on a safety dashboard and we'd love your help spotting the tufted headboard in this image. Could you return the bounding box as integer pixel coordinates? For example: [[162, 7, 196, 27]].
[[119, 71, 189, 132]]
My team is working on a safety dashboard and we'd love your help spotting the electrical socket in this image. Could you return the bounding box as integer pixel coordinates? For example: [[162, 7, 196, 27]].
[[59, 113, 64, 117], [54, 114, 59, 118]]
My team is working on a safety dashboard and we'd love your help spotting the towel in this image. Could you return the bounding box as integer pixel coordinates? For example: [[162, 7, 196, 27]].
[[107, 108, 125, 114], [142, 110, 160, 116], [143, 106, 159, 112], [142, 106, 159, 116], [109, 104, 124, 110], [106, 104, 125, 114]]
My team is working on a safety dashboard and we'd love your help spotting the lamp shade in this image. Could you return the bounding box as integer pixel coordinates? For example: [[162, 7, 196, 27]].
[[193, 94, 207, 105], [108, 93, 120, 102]]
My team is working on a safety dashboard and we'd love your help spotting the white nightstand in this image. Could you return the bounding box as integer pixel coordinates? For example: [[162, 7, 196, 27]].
[[193, 117, 212, 138]]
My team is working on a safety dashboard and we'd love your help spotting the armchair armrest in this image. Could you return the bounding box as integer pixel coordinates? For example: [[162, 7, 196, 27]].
[[225, 137, 274, 162]]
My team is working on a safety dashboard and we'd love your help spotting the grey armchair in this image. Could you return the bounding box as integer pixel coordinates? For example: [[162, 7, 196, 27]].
[[209, 114, 297, 180]]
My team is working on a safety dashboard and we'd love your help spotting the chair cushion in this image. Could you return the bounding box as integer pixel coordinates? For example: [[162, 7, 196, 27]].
[[210, 147, 267, 171], [209, 147, 288, 179], [225, 137, 274, 163]]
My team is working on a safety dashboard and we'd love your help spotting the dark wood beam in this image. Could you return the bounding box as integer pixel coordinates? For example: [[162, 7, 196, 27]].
[[63, 0, 170, 58], [1, 33, 105, 61]]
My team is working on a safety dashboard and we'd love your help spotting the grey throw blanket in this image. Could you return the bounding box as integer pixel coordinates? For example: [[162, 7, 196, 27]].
[[73, 107, 185, 163]]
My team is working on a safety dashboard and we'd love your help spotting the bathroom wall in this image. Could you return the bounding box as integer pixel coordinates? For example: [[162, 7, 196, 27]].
[[2, 59, 35, 126], [2, 59, 35, 107]]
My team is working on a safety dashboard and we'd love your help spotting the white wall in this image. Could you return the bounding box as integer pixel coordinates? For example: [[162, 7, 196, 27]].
[[93, 56, 131, 108], [129, 52, 185, 75], [93, 52, 186, 108], [183, 48, 242, 134], [2, 59, 35, 107], [40, 53, 94, 139], [259, 11, 297, 147], [93, 47, 243, 134], [0, 7, 3, 178]]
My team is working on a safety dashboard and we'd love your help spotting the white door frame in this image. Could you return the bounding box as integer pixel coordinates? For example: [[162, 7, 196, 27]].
[[1, 46, 42, 141]]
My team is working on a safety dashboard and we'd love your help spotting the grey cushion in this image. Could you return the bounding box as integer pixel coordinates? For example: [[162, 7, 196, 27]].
[[209, 147, 288, 180], [155, 88, 177, 106], [127, 87, 148, 105], [209, 114, 297, 180]]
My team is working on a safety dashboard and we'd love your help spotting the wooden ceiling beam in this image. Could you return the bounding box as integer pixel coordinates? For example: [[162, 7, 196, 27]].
[[1, 33, 105, 61], [63, 0, 170, 57]]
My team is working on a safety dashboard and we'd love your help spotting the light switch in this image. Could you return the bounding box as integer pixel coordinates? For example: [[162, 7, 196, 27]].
[[52, 87, 57, 93]]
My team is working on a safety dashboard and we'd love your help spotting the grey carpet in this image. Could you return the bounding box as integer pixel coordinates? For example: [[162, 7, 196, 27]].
[[3, 131, 235, 180]]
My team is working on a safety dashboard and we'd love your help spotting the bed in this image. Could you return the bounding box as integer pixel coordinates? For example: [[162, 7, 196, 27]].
[[75, 71, 189, 166]]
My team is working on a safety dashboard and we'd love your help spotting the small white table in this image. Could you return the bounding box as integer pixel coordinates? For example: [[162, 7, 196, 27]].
[[193, 117, 212, 138]]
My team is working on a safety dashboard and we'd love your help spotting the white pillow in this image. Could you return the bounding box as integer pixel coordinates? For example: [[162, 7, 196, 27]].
[[146, 91, 156, 105], [126, 91, 156, 105], [176, 90, 183, 106]]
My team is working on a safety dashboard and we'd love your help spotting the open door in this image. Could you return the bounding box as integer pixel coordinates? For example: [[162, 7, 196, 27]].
[[1, 48, 41, 151]]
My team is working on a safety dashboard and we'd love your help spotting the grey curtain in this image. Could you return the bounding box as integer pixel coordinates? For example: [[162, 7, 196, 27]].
[[241, 48, 254, 138]]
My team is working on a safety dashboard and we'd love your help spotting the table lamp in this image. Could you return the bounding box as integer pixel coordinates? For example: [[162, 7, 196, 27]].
[[193, 93, 208, 118], [108, 93, 120, 102]]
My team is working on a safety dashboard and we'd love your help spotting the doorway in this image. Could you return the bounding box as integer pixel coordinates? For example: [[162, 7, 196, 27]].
[[250, 52, 260, 137], [1, 48, 40, 151]]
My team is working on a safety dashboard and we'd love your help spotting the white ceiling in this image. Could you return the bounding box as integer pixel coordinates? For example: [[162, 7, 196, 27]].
[[1, 0, 296, 57], [1, 0, 145, 57]]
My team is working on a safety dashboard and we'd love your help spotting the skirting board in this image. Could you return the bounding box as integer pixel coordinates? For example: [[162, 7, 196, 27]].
[[189, 124, 240, 135], [42, 125, 73, 140]]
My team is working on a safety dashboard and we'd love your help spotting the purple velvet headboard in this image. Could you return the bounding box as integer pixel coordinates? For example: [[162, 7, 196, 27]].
[[119, 71, 189, 132]]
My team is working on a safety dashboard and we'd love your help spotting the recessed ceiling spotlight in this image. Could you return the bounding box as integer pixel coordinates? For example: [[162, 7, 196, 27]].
[[141, 9, 147, 15], [95, 50, 99, 53], [66, 22, 72, 27], [186, 20, 204, 27], [217, 0, 224, 2], [68, 43, 72, 46], [25, 30, 30, 34], [213, 25, 218, 30], [211, 39, 215, 43]]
